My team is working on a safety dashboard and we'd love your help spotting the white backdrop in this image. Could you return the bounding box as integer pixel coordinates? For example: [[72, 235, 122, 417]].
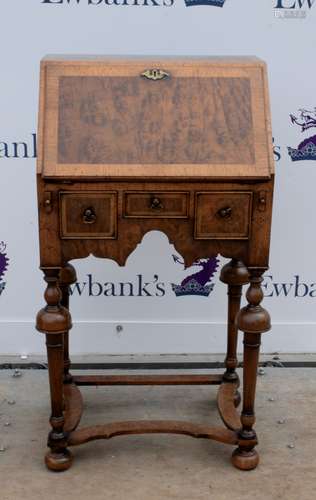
[[1, 0, 316, 355]]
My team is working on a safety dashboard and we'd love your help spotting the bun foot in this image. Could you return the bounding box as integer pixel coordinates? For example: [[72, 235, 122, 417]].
[[234, 390, 241, 408], [231, 447, 259, 471], [45, 449, 73, 472]]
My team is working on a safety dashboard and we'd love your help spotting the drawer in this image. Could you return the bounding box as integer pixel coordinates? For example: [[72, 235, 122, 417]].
[[60, 192, 117, 239], [195, 192, 252, 240], [124, 192, 189, 218]]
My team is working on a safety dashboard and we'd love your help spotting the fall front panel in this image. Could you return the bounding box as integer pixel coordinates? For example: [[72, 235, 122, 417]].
[[57, 76, 255, 166]]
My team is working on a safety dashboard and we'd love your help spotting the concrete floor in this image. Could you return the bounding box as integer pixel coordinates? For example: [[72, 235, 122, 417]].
[[0, 368, 315, 500]]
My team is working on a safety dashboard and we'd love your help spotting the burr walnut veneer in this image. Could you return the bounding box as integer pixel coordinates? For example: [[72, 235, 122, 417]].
[[36, 56, 274, 472]]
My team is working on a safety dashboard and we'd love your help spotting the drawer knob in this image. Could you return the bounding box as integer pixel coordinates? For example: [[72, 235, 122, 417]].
[[217, 207, 232, 219], [150, 197, 164, 210], [82, 207, 97, 224]]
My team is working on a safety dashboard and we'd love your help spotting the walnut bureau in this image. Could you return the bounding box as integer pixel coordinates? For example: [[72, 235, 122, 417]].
[[36, 56, 274, 472]]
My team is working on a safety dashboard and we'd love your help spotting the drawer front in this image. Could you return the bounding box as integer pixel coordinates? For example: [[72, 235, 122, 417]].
[[60, 192, 117, 239], [124, 192, 189, 218], [195, 192, 252, 240]]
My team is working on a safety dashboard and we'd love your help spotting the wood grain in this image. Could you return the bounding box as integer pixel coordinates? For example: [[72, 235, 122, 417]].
[[68, 421, 238, 447], [195, 191, 252, 240], [217, 382, 241, 432], [72, 374, 223, 386], [37, 178, 274, 268], [60, 191, 117, 239], [38, 57, 273, 179], [58, 76, 254, 166], [63, 383, 83, 433], [124, 191, 189, 218]]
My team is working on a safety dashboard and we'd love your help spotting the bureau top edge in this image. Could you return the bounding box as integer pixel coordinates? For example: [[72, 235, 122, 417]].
[[41, 54, 266, 67]]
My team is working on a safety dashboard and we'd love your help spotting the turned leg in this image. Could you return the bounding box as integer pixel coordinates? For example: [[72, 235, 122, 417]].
[[232, 268, 271, 471], [220, 260, 249, 406], [59, 264, 77, 384], [36, 268, 73, 471]]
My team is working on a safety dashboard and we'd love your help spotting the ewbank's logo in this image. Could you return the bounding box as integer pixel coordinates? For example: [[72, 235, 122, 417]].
[[41, 0, 227, 7], [0, 133, 37, 159], [0, 242, 9, 296], [171, 256, 219, 297], [274, 0, 315, 18], [184, 0, 225, 6], [69, 257, 220, 298], [41, 0, 174, 6], [288, 108, 316, 161], [263, 275, 316, 298]]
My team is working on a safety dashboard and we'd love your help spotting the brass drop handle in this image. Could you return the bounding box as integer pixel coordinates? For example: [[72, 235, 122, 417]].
[[150, 197, 164, 210], [217, 207, 232, 219], [82, 207, 97, 224]]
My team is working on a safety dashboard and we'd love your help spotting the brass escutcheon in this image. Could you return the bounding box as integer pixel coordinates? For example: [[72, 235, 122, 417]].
[[141, 69, 170, 81]]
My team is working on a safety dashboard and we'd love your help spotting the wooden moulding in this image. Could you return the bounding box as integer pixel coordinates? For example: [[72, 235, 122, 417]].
[[217, 382, 241, 432], [63, 383, 83, 433], [68, 421, 238, 447], [72, 374, 223, 386]]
